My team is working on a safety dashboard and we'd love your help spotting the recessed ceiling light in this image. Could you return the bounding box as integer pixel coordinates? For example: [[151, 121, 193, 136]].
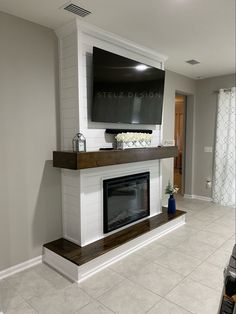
[[136, 64, 149, 71], [186, 59, 200, 65]]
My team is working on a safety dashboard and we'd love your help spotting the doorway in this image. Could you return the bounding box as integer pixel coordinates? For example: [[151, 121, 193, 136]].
[[174, 94, 186, 194]]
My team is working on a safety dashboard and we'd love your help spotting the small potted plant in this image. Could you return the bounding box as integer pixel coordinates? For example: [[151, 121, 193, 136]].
[[165, 180, 179, 214]]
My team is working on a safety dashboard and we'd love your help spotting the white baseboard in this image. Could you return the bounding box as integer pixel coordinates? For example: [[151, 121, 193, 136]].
[[184, 194, 212, 202], [0, 256, 42, 280]]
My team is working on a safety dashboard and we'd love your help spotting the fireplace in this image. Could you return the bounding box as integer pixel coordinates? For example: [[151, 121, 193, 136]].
[[103, 172, 150, 233]]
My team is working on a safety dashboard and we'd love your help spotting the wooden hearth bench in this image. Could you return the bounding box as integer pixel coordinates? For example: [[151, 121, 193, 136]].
[[43, 208, 186, 282]]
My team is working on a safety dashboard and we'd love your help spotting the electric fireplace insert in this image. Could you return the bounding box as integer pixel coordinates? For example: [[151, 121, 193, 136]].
[[103, 172, 150, 233]]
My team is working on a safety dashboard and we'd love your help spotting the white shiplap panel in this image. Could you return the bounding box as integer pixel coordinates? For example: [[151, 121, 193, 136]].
[[61, 66, 77, 80], [61, 76, 77, 89], [62, 119, 77, 131], [61, 55, 77, 70], [61, 32, 77, 49], [61, 98, 78, 109], [62, 138, 73, 150], [61, 45, 77, 59], [59, 30, 79, 152], [61, 108, 77, 119], [61, 168, 81, 244], [61, 87, 78, 100], [63, 128, 77, 139]]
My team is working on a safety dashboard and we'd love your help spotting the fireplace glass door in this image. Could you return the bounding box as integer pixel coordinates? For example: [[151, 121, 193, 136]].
[[103, 172, 150, 233]]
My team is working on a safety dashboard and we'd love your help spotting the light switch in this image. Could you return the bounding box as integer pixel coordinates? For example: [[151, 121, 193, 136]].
[[204, 146, 213, 153]]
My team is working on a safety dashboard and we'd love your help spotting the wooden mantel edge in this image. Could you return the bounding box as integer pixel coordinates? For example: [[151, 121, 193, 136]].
[[53, 146, 178, 170]]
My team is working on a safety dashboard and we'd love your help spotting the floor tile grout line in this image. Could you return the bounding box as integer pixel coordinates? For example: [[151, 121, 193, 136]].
[[162, 297, 195, 314], [11, 272, 88, 313], [108, 257, 155, 280], [90, 272, 162, 314], [110, 260, 167, 298], [212, 233, 236, 252], [144, 294, 194, 314], [70, 298, 90, 314], [94, 298, 117, 314], [144, 297, 163, 314], [162, 233, 232, 296], [151, 250, 202, 276], [190, 211, 229, 224], [175, 231, 233, 252], [26, 282, 92, 314], [109, 248, 190, 281], [98, 217, 232, 309], [149, 226, 232, 301], [22, 299, 40, 314], [163, 266, 221, 312], [200, 226, 235, 238], [124, 262, 181, 300], [186, 272, 223, 293], [72, 295, 116, 314], [3, 277, 41, 313], [0, 289, 37, 314], [78, 273, 127, 300]]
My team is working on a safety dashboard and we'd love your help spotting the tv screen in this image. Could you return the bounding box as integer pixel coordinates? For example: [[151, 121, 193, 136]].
[[92, 47, 165, 125]]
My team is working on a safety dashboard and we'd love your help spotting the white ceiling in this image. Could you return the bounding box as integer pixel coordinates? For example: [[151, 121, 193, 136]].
[[0, 0, 235, 79]]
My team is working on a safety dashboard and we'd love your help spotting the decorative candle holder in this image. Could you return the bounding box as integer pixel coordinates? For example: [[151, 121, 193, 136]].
[[72, 133, 86, 152]]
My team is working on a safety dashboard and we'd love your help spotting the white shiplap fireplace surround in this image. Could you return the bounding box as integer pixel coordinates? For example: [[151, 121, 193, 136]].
[[44, 19, 185, 282]]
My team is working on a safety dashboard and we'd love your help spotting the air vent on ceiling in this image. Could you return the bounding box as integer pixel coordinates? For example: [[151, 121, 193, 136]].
[[64, 3, 91, 17], [186, 59, 200, 65]]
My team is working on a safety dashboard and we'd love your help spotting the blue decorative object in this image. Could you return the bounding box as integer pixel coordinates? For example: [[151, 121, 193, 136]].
[[168, 194, 176, 214]]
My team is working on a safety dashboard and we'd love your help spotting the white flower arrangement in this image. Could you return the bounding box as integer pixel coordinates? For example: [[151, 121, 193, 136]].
[[115, 132, 152, 142], [115, 132, 152, 149], [165, 180, 179, 195]]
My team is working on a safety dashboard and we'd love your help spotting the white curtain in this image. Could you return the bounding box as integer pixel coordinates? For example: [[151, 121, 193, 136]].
[[212, 87, 236, 207]]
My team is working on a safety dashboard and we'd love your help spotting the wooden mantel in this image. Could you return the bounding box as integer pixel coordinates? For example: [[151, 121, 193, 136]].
[[53, 146, 178, 170]]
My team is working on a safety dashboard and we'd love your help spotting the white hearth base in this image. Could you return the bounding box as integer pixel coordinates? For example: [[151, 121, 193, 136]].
[[44, 214, 185, 283]]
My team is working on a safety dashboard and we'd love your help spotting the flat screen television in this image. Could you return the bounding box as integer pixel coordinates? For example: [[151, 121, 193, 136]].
[[92, 47, 165, 125]]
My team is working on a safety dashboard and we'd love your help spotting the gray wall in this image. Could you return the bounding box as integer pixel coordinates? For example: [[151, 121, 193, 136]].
[[0, 12, 62, 271], [162, 71, 235, 201], [194, 74, 235, 197], [162, 70, 196, 203]]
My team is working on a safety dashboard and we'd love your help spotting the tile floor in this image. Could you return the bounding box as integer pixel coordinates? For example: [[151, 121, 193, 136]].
[[1, 197, 235, 314]]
